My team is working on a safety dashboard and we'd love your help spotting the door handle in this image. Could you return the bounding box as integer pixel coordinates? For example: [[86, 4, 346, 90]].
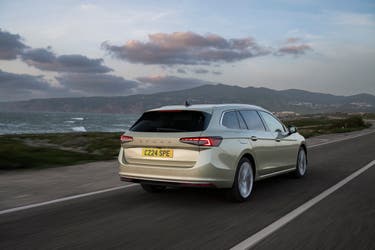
[[250, 136, 258, 141], [275, 138, 281, 142]]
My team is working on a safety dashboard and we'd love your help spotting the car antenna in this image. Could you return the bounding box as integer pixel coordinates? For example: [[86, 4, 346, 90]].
[[184, 99, 192, 107]]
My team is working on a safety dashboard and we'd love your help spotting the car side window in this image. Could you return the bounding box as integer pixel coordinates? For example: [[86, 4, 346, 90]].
[[259, 111, 286, 133], [239, 110, 266, 131], [236, 111, 248, 129], [222, 111, 240, 129]]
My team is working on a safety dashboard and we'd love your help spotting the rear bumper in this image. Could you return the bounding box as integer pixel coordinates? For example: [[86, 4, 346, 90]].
[[118, 148, 235, 188], [120, 176, 216, 188]]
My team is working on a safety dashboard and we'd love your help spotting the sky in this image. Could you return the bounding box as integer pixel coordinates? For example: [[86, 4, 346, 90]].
[[0, 0, 374, 101]]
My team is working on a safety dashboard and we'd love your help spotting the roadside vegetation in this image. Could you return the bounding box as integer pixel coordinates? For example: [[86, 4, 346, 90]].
[[0, 115, 372, 170], [284, 115, 371, 138], [363, 113, 375, 119], [0, 132, 121, 170]]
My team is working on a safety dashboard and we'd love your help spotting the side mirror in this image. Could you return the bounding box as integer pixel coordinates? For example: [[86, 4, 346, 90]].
[[288, 126, 297, 135]]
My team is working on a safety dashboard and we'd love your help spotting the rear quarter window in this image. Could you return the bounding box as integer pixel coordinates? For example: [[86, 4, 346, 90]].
[[221, 111, 240, 129], [130, 110, 211, 132]]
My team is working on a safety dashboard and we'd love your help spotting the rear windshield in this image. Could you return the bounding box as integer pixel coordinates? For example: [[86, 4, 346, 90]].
[[130, 110, 211, 132]]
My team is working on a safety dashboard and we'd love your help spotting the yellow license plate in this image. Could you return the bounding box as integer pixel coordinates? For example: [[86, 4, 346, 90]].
[[142, 148, 174, 158]]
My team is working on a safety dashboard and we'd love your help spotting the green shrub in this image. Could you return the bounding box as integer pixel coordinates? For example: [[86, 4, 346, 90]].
[[329, 115, 365, 129]]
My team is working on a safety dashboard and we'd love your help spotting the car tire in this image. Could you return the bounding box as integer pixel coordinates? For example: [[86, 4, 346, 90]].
[[294, 147, 307, 178], [227, 157, 254, 202], [141, 183, 166, 193]]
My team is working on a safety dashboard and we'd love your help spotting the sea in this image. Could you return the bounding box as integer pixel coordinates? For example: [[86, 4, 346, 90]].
[[0, 111, 141, 134]]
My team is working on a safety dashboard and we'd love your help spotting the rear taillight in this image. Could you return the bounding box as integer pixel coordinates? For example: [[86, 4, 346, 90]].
[[179, 137, 222, 147], [120, 135, 133, 143]]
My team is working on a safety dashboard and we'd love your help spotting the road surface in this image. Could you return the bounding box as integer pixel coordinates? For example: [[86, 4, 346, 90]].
[[0, 132, 374, 250]]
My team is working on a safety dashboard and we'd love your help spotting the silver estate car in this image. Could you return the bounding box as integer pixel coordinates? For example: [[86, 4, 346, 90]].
[[119, 104, 307, 201]]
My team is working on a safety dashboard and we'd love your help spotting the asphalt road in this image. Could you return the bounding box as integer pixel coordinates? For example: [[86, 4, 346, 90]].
[[0, 133, 374, 250]]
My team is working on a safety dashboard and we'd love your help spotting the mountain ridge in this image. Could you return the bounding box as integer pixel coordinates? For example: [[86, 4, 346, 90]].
[[1, 84, 374, 114]]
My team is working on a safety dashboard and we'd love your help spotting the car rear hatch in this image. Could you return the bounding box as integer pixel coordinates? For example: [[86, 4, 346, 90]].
[[121, 110, 211, 168]]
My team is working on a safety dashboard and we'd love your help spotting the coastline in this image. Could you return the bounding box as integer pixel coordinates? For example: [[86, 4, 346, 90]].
[[0, 116, 372, 170]]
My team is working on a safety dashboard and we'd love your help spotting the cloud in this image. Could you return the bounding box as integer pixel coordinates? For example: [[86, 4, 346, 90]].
[[0, 29, 28, 60], [102, 31, 270, 65], [0, 69, 214, 101], [277, 44, 312, 55], [0, 69, 141, 101], [177, 68, 187, 74], [0, 69, 62, 101], [21, 48, 112, 73], [56, 73, 138, 96], [285, 37, 302, 44], [276, 37, 312, 56], [0, 29, 113, 73], [57, 74, 209, 97], [333, 12, 375, 27], [136, 75, 211, 93], [193, 68, 209, 74], [176, 67, 221, 75]]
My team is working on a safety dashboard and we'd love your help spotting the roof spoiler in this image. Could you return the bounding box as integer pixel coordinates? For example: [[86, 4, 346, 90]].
[[184, 99, 192, 107]]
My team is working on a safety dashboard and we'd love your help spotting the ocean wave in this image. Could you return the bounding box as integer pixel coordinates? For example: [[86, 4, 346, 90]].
[[10, 123, 28, 128], [112, 124, 129, 127], [72, 126, 87, 132], [0, 111, 135, 134]]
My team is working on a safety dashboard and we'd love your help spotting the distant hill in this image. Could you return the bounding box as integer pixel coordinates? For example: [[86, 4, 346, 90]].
[[1, 84, 374, 114]]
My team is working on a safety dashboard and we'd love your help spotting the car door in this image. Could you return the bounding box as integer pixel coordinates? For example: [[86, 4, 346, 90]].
[[238, 110, 277, 176], [258, 111, 298, 171], [219, 110, 255, 168]]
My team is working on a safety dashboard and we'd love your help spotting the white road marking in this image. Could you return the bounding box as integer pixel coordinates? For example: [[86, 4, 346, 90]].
[[231, 159, 375, 250], [0, 129, 373, 216], [0, 184, 137, 215]]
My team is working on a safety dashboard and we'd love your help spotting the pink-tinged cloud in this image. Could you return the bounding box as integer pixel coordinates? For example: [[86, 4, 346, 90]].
[[277, 44, 312, 56], [276, 37, 312, 56], [102, 31, 270, 65], [285, 37, 302, 44]]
